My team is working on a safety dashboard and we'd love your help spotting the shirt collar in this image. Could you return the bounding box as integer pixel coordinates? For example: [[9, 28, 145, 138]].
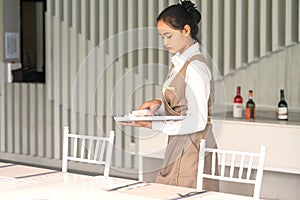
[[171, 42, 200, 69]]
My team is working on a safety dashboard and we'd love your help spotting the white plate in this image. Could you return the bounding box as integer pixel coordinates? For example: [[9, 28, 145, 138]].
[[114, 115, 185, 122]]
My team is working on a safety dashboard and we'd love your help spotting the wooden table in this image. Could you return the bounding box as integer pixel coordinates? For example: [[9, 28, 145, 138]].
[[0, 162, 255, 200]]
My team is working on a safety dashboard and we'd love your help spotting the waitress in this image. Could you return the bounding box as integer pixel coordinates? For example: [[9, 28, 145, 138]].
[[119, 0, 219, 191]]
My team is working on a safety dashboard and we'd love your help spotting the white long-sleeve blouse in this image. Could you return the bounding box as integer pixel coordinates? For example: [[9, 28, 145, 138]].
[[152, 42, 211, 135]]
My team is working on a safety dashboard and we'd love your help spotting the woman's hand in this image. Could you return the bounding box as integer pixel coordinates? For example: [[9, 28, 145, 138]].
[[118, 99, 161, 129], [138, 99, 162, 115]]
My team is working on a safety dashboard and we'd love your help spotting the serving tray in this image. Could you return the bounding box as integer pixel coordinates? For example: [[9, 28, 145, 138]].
[[114, 115, 185, 122]]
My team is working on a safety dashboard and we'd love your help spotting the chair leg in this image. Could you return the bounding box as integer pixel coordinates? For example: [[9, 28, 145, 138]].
[[62, 126, 69, 173], [138, 155, 143, 182]]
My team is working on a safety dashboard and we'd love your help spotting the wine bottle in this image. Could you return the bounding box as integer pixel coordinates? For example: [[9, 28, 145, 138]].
[[233, 86, 243, 118], [277, 89, 288, 120], [245, 90, 256, 119]]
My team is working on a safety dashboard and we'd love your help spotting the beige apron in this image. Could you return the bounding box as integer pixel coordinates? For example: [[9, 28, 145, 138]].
[[156, 54, 219, 191]]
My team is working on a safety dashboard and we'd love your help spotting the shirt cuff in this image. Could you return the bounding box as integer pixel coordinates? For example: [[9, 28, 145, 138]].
[[155, 101, 165, 115], [152, 121, 165, 132]]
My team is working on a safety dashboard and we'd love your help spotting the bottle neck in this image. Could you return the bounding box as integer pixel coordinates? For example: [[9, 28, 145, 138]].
[[248, 91, 253, 100], [237, 87, 241, 96], [280, 90, 285, 101]]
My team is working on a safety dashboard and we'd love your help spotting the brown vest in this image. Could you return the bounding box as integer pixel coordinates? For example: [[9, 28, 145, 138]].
[[163, 54, 214, 117], [156, 54, 219, 191]]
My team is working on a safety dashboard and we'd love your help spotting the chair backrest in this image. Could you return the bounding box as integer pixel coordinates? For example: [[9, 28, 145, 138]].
[[197, 139, 266, 199], [62, 126, 115, 177]]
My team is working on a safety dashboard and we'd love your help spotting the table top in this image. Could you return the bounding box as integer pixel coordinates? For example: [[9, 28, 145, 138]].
[[0, 161, 255, 200]]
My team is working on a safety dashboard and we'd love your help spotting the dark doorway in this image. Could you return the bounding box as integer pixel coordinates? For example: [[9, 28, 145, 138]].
[[13, 0, 46, 83]]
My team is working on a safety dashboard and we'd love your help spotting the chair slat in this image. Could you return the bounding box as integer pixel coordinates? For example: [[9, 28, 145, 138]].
[[211, 151, 216, 175], [246, 155, 254, 180], [229, 154, 235, 178], [73, 138, 78, 158], [221, 153, 226, 177], [99, 141, 106, 162], [80, 139, 85, 159], [238, 154, 245, 179], [87, 139, 93, 160], [94, 139, 100, 161]]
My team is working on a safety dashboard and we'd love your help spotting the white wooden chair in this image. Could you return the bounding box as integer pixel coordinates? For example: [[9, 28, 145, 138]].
[[62, 126, 115, 177], [197, 139, 266, 199]]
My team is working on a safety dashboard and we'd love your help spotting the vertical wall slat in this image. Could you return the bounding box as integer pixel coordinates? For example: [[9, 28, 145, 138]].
[[299, 0, 300, 42], [46, 0, 54, 101], [77, 33, 87, 134], [285, 0, 292, 46], [69, 0, 79, 134], [136, 0, 148, 170], [90, 0, 98, 45], [157, 1, 169, 96], [37, 84, 45, 157], [45, 98, 53, 158], [254, 0, 260, 59], [61, 0, 70, 133], [291, 0, 298, 42], [87, 39, 96, 138], [80, 0, 88, 39], [122, 0, 136, 169], [212, 0, 223, 74], [146, 0, 156, 101], [77, 0, 88, 134], [114, 0, 126, 168], [272, 0, 279, 51], [13, 84, 21, 154], [260, 0, 267, 57], [0, 63, 5, 152], [223, 0, 232, 75], [248, 0, 255, 62], [29, 84, 37, 156], [235, 0, 248, 68], [7, 84, 13, 153], [88, 0, 98, 138], [201, 0, 212, 59], [53, 0, 62, 159], [21, 84, 29, 155]]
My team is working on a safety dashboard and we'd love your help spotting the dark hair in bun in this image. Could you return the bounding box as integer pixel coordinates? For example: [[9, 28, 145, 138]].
[[157, 0, 201, 42]]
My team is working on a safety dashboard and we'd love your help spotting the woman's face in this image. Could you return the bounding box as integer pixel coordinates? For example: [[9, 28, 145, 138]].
[[157, 20, 192, 54]]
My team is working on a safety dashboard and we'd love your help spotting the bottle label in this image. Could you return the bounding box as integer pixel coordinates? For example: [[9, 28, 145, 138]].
[[233, 103, 243, 118], [278, 107, 288, 119], [245, 107, 256, 119]]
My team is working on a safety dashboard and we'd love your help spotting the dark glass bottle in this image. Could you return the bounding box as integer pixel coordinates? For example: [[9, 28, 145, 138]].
[[233, 86, 243, 118], [278, 89, 288, 121], [245, 90, 256, 119]]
